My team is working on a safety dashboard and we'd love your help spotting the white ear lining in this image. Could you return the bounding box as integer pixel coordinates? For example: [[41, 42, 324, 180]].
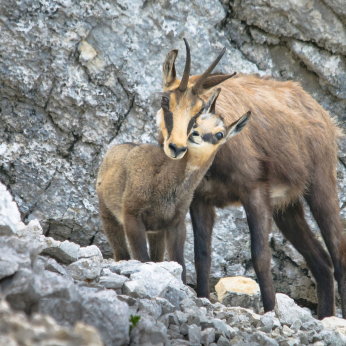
[[226, 113, 250, 140]]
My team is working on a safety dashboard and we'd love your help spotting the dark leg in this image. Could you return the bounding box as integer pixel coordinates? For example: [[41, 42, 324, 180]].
[[98, 195, 130, 261], [305, 172, 346, 318], [165, 220, 187, 284], [190, 195, 215, 298], [242, 186, 275, 313], [274, 201, 335, 319], [123, 212, 150, 262], [148, 231, 165, 262]]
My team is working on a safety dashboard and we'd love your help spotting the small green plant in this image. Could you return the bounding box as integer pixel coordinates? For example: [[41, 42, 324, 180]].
[[129, 314, 141, 334]]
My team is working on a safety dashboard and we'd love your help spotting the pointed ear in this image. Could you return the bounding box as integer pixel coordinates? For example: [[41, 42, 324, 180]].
[[205, 88, 221, 114], [225, 111, 251, 140], [199, 72, 237, 96], [163, 49, 179, 90]]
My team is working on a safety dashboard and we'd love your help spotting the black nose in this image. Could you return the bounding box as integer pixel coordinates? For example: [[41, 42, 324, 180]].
[[169, 143, 187, 157]]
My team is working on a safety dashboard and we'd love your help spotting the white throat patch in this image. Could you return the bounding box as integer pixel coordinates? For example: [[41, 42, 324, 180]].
[[156, 109, 162, 128]]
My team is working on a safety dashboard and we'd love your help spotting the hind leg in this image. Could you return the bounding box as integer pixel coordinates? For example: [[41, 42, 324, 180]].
[[274, 200, 335, 319], [148, 231, 165, 262], [242, 186, 276, 313], [98, 195, 130, 261], [305, 172, 346, 318], [190, 195, 216, 298]]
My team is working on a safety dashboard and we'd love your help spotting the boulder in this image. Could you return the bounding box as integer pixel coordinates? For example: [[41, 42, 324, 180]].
[[274, 293, 314, 326], [322, 316, 346, 330], [119, 261, 194, 307], [81, 289, 130, 346], [215, 276, 261, 313], [78, 245, 103, 260]]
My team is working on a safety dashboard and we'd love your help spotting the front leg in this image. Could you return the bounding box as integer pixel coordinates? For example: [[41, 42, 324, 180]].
[[148, 231, 165, 262], [165, 219, 187, 284], [190, 195, 215, 298], [123, 212, 150, 262], [242, 185, 275, 312]]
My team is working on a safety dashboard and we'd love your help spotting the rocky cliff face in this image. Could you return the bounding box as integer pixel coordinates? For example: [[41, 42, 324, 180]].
[[1, 0, 346, 311]]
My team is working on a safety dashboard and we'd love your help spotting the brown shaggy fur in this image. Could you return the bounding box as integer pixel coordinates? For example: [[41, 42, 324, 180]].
[[158, 45, 346, 319], [97, 95, 250, 283]]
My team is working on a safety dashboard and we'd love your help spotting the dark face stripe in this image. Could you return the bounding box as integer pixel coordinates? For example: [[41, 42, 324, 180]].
[[187, 100, 205, 135], [163, 109, 173, 138], [201, 133, 219, 145], [187, 117, 196, 135]]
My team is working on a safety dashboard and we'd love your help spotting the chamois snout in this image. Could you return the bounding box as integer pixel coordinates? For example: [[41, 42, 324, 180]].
[[168, 143, 187, 158]]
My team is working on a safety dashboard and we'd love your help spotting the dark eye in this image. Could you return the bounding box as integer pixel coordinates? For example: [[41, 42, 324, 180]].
[[215, 132, 224, 141], [192, 131, 199, 136], [161, 97, 169, 107]]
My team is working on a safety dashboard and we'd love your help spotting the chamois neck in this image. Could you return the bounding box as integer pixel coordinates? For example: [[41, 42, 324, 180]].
[[158, 147, 215, 199], [185, 147, 217, 175], [175, 148, 216, 193]]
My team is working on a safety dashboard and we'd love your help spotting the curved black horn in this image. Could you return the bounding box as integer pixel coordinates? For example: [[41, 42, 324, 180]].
[[178, 38, 191, 93], [192, 47, 226, 95]]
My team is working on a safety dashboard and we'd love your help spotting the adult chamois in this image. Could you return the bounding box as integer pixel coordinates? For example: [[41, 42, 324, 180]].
[[96, 88, 250, 283], [156, 38, 346, 319]]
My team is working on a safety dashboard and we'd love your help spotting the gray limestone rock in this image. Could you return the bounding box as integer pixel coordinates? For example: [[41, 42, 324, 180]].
[[251, 331, 279, 346], [154, 297, 177, 315], [138, 299, 162, 319], [180, 323, 189, 336], [78, 245, 103, 260], [81, 289, 130, 346], [188, 324, 202, 344], [0, 236, 32, 280], [66, 257, 101, 281], [123, 280, 147, 299], [275, 294, 313, 326], [0, 183, 21, 236], [42, 240, 80, 265], [2, 186, 336, 346], [98, 269, 128, 290], [44, 258, 69, 277], [121, 262, 194, 307], [2, 0, 346, 319], [130, 315, 168, 346], [0, 295, 103, 346], [259, 312, 282, 333], [220, 291, 261, 314], [290, 319, 302, 333], [232, 0, 346, 55], [175, 310, 188, 324], [217, 336, 231, 346], [201, 328, 216, 346]]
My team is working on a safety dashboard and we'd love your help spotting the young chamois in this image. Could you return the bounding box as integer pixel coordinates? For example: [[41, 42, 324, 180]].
[[156, 38, 346, 319], [96, 89, 250, 283]]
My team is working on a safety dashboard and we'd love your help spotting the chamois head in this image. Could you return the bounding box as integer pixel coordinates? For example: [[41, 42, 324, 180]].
[[187, 89, 251, 161], [157, 39, 236, 159]]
